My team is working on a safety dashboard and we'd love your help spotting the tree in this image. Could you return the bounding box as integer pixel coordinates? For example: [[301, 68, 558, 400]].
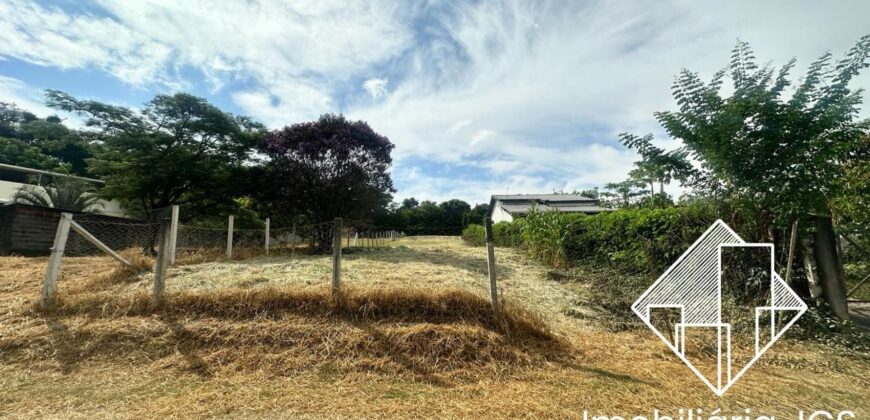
[[0, 138, 59, 170], [642, 36, 870, 318], [12, 173, 103, 213], [439, 199, 471, 234], [404, 200, 444, 235], [45, 91, 265, 220], [602, 179, 647, 208], [255, 114, 395, 225], [463, 203, 490, 226], [577, 187, 600, 200], [401, 197, 419, 209], [0, 102, 94, 174], [620, 133, 696, 195]]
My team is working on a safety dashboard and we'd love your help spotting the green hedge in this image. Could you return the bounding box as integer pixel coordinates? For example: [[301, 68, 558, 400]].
[[461, 224, 486, 246], [461, 203, 717, 273], [461, 220, 526, 248], [563, 204, 716, 273]]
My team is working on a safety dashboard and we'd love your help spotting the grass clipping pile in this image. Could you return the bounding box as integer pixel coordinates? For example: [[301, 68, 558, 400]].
[[3, 273, 572, 384]]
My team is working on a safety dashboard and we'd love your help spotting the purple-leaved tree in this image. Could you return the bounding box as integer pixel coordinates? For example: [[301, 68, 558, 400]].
[[254, 114, 395, 229]]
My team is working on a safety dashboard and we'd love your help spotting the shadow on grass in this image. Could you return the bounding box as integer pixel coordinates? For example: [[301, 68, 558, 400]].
[[565, 362, 653, 385], [45, 317, 80, 374], [160, 314, 213, 378]]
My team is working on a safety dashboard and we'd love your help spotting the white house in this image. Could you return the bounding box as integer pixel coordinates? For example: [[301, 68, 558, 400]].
[[0, 163, 127, 217], [488, 193, 605, 223]]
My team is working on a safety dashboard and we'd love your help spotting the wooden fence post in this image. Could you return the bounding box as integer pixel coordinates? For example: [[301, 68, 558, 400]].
[[169, 205, 179, 264], [39, 213, 73, 310], [484, 217, 499, 312], [153, 219, 170, 304], [332, 218, 342, 296], [226, 215, 234, 259], [264, 217, 270, 256]]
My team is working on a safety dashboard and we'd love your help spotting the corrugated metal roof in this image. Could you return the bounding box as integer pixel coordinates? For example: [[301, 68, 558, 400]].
[[489, 193, 606, 216], [499, 203, 553, 213], [491, 193, 596, 202], [497, 203, 605, 215]]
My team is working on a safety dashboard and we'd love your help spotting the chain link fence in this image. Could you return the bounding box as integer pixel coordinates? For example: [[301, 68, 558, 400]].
[[38, 206, 406, 308]]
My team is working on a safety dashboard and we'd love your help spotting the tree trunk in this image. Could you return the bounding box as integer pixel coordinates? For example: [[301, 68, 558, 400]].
[[813, 216, 849, 320], [801, 236, 822, 301]]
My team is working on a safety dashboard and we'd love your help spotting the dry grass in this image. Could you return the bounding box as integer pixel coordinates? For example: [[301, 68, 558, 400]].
[[1, 237, 869, 418]]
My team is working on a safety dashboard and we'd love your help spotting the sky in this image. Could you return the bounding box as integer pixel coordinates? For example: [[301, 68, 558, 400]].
[[1, 0, 868, 205]]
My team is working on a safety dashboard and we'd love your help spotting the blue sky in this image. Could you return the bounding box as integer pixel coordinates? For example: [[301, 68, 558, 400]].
[[1, 0, 868, 205]]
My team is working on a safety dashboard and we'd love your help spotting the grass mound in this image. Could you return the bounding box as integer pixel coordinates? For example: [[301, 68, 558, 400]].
[[4, 287, 571, 383]]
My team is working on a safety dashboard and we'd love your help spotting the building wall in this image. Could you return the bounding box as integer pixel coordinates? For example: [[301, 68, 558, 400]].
[[0, 180, 127, 217], [0, 204, 150, 256], [490, 202, 514, 223]]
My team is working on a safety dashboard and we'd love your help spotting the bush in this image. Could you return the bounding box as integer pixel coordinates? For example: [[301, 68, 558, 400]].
[[461, 224, 486, 246], [462, 203, 718, 273], [563, 203, 716, 273], [494, 220, 525, 247], [461, 220, 527, 248]]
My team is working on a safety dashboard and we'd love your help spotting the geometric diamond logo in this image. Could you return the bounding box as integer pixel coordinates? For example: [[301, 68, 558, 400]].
[[631, 220, 807, 396]]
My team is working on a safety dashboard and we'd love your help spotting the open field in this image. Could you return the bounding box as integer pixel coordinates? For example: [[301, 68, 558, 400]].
[[1, 237, 868, 418]]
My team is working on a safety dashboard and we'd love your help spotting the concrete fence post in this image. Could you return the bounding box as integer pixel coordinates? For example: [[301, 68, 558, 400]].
[[226, 215, 234, 259], [39, 213, 73, 310], [153, 219, 171, 304], [169, 205, 179, 264], [332, 218, 342, 296], [264, 217, 270, 256], [484, 217, 499, 312]]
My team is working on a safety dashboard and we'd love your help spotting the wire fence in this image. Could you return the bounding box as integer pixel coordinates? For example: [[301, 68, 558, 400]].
[[63, 214, 160, 257], [38, 206, 408, 309]]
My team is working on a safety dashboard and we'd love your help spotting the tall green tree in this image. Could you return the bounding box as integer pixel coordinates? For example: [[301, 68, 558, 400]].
[[638, 36, 870, 318], [439, 199, 472, 234], [620, 133, 696, 195], [463, 203, 490, 227], [0, 102, 93, 174], [602, 179, 647, 208], [45, 91, 265, 220]]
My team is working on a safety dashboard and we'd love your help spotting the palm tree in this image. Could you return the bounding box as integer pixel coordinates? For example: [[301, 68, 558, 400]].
[[12, 175, 103, 213]]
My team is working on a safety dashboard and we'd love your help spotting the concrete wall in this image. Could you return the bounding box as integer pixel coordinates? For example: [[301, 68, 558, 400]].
[[490, 202, 514, 223], [0, 180, 127, 217]]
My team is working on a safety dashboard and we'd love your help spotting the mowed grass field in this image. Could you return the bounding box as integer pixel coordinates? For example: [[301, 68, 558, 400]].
[[1, 237, 868, 418]]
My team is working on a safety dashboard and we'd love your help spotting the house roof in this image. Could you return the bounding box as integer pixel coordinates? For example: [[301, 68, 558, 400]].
[[488, 193, 606, 217], [0, 163, 104, 184], [490, 193, 596, 202]]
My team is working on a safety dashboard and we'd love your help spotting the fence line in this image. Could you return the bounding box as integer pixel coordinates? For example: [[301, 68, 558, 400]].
[[37, 207, 412, 309]]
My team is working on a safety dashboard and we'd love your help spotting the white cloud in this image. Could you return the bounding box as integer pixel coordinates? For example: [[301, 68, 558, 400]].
[[0, 75, 87, 128], [0, 76, 52, 116], [0, 0, 868, 203], [231, 79, 334, 127], [362, 78, 388, 99], [349, 0, 870, 200], [0, 0, 412, 120], [470, 129, 495, 146]]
